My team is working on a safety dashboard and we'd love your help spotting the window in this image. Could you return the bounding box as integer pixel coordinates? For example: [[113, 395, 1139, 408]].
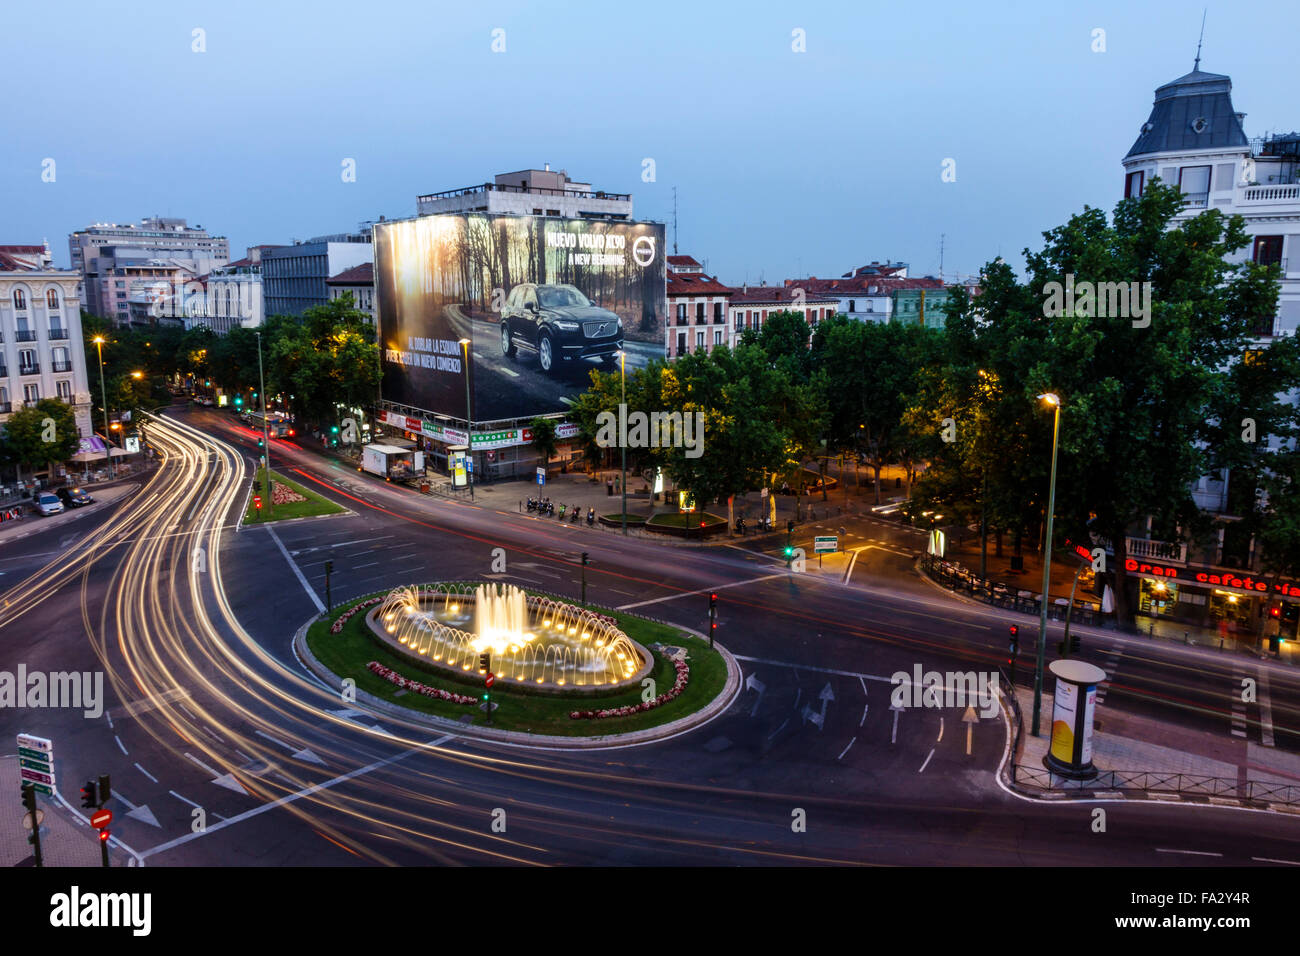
[[677, 332, 687, 355], [19, 349, 36, 372], [46, 289, 59, 310], [1254, 235, 1284, 268], [696, 331, 705, 349], [115, 281, 125, 289], [695, 302, 705, 322], [23, 384, 39, 404], [12, 289, 26, 310], [1178, 165, 1211, 205], [52, 347, 71, 372], [676, 303, 687, 323], [714, 330, 723, 345], [713, 301, 723, 323], [848, 299, 856, 312], [56, 380, 72, 401], [1125, 170, 1145, 198]]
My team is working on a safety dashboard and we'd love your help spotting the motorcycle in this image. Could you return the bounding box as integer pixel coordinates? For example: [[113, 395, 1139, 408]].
[[586, 507, 595, 526], [558, 503, 568, 519], [571, 505, 581, 524], [544, 498, 554, 517], [526, 496, 538, 513]]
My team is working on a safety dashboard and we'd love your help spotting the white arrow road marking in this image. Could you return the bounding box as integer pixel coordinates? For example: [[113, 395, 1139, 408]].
[[254, 729, 328, 765], [963, 705, 979, 755], [186, 752, 251, 795], [801, 704, 824, 730], [112, 791, 161, 828], [745, 672, 767, 717]]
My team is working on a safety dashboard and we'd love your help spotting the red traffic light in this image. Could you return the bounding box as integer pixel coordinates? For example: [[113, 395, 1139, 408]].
[[1270, 606, 1282, 618], [1009, 625, 1019, 637], [253, 495, 262, 509], [99, 828, 110, 843]]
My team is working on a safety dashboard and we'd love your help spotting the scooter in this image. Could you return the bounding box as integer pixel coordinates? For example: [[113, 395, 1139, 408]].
[[586, 507, 596, 526], [571, 505, 581, 524], [558, 503, 568, 519], [526, 496, 538, 512]]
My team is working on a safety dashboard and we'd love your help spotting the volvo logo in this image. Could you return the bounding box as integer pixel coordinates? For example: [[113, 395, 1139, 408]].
[[632, 236, 656, 267]]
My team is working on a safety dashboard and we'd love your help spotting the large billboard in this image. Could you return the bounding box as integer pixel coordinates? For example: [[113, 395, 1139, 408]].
[[375, 213, 666, 424]]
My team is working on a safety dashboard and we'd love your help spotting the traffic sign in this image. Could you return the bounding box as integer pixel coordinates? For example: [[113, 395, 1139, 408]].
[[23, 782, 54, 796], [814, 536, 838, 553], [90, 808, 113, 829], [485, 673, 495, 688], [22, 809, 44, 830], [536, 467, 546, 486], [17, 734, 55, 790]]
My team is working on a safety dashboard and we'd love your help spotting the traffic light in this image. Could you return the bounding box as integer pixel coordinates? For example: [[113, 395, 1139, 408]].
[[331, 424, 340, 434], [98, 774, 111, 804], [787, 519, 795, 535], [783, 545, 795, 558], [479, 653, 491, 673], [20, 783, 36, 815], [234, 395, 243, 408], [80, 780, 98, 809], [709, 592, 718, 611], [99, 829, 110, 844], [253, 494, 262, 511], [324, 559, 334, 575], [1270, 606, 1282, 619], [1069, 634, 1081, 654], [581, 552, 590, 566]]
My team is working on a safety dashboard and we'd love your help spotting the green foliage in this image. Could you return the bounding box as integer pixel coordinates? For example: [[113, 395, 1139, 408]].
[[1, 399, 80, 468]]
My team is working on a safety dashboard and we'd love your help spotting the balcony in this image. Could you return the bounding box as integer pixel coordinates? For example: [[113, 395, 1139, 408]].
[[1242, 184, 1300, 204], [1100, 536, 1188, 564], [48, 328, 68, 340], [15, 329, 36, 342], [51, 361, 73, 372], [18, 363, 39, 376]]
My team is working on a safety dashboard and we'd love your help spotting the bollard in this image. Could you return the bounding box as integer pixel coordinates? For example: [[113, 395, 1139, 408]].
[[1184, 631, 1189, 645]]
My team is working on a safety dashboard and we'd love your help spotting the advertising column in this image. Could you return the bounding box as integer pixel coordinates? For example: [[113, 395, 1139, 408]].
[[1044, 659, 1107, 780]]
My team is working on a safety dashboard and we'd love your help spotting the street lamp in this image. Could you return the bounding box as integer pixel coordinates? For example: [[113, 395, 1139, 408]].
[[255, 331, 272, 518], [1031, 392, 1062, 738], [618, 349, 627, 535], [92, 336, 113, 478], [459, 338, 473, 501]]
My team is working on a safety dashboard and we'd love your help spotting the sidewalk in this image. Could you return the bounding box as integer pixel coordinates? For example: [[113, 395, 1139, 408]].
[[0, 483, 137, 549], [2, 758, 124, 867], [1009, 685, 1300, 806]]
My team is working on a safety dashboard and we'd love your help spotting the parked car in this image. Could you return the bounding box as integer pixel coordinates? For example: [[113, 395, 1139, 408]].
[[57, 487, 93, 508], [34, 493, 64, 516], [500, 283, 623, 375]]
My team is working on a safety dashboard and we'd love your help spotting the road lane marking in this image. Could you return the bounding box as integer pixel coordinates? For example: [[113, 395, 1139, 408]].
[[134, 762, 157, 783], [1260, 665, 1275, 747], [267, 524, 326, 613], [1155, 848, 1223, 857], [918, 748, 935, 773], [937, 718, 944, 743], [139, 734, 456, 860], [114, 735, 127, 755], [169, 790, 201, 809], [185, 752, 219, 776], [837, 737, 856, 760], [1253, 856, 1300, 866], [860, 704, 868, 727], [616, 574, 786, 610]]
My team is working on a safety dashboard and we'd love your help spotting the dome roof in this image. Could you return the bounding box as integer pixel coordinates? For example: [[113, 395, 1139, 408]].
[[1126, 68, 1249, 159]]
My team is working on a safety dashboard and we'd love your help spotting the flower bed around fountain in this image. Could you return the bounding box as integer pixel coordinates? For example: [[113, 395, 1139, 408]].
[[366, 583, 655, 696], [305, 584, 731, 737]]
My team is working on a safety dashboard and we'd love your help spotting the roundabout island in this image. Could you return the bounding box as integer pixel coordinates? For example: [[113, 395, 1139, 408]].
[[298, 581, 739, 745]]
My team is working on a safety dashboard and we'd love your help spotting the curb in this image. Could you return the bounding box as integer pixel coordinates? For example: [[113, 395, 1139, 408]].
[[292, 605, 742, 751]]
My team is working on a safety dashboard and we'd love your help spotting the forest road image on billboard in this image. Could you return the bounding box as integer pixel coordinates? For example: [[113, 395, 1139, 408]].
[[375, 214, 667, 424]]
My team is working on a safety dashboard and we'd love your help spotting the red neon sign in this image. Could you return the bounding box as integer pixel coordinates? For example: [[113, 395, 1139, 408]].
[[1123, 557, 1300, 597]]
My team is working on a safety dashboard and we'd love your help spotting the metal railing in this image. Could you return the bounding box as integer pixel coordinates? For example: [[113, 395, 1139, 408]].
[[923, 554, 1104, 626], [51, 361, 73, 372], [1242, 184, 1300, 202], [14, 329, 36, 342], [419, 182, 632, 203], [1014, 765, 1300, 805], [48, 328, 68, 340]]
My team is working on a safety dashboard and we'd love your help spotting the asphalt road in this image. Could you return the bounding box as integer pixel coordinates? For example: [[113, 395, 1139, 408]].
[[4, 402, 1300, 867]]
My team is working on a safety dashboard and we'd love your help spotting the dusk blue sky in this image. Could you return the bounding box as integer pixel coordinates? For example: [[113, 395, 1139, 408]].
[[3, 1, 1293, 285]]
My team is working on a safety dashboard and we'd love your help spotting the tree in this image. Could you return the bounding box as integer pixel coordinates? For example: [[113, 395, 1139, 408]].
[[1, 400, 80, 471], [529, 417, 558, 471]]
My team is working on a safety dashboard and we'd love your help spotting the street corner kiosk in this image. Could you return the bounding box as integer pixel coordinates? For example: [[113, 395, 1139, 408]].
[[1044, 659, 1107, 780]]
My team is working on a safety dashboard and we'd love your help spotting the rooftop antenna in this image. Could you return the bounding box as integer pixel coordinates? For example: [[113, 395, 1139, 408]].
[[672, 186, 678, 255], [1193, 9, 1206, 71]]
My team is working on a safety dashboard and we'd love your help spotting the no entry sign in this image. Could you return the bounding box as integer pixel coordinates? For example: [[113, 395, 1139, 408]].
[[91, 808, 112, 829]]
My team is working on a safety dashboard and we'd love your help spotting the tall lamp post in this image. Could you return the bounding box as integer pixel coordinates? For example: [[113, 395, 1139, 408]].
[[618, 349, 627, 535], [255, 331, 272, 517], [1031, 392, 1062, 737], [92, 336, 113, 478], [459, 338, 473, 501]]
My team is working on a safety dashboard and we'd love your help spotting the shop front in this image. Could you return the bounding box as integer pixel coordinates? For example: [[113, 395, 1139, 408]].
[[376, 409, 581, 482], [1124, 557, 1300, 643]]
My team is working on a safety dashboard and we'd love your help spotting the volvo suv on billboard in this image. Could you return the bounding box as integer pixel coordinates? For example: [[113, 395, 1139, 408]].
[[375, 213, 665, 424]]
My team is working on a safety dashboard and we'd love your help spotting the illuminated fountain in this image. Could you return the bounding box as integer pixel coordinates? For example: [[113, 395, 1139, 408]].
[[368, 583, 651, 692]]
